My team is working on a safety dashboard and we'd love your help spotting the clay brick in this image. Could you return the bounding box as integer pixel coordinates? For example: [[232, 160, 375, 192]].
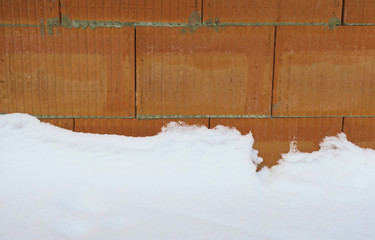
[[136, 26, 274, 117], [75, 118, 209, 137], [273, 26, 375, 117], [61, 0, 202, 23], [0, 26, 135, 117], [203, 0, 342, 23], [343, 117, 375, 149], [211, 117, 343, 168], [344, 0, 375, 24], [0, 0, 59, 25], [40, 118, 74, 130]]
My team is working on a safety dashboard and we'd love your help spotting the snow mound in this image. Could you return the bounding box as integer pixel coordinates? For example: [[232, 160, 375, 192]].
[[0, 113, 375, 240]]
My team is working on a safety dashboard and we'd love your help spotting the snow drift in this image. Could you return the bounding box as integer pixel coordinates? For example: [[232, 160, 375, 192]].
[[0, 113, 374, 240]]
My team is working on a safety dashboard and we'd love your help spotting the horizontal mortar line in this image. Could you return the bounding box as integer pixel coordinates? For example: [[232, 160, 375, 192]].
[[3, 22, 373, 29], [3, 22, 375, 29], [61, 21, 333, 28], [217, 22, 330, 27], [0, 22, 329, 28], [0, 24, 40, 27], [136, 114, 271, 119], [343, 23, 375, 26], [0, 18, 344, 29], [31, 115, 135, 119], [3, 15, 375, 29], [1, 113, 375, 119], [270, 115, 375, 118], [63, 21, 340, 28], [60, 15, 340, 29], [28, 114, 270, 119], [137, 115, 375, 119]]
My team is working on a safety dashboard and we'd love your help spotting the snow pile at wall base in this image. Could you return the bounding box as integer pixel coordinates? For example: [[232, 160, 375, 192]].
[[0, 114, 374, 240]]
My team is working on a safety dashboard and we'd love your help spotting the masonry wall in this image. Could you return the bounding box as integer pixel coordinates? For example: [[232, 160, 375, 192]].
[[1, 0, 375, 167]]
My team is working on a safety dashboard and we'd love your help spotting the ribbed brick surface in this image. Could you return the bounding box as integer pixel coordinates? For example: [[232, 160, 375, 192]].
[[0, 27, 135, 117], [40, 118, 74, 130], [211, 117, 343, 167], [75, 118, 209, 137], [136, 26, 274, 117], [273, 26, 375, 117], [2, 0, 375, 158], [203, 0, 342, 23], [0, 0, 59, 25], [61, 0, 202, 23], [344, 0, 375, 24], [343, 117, 375, 149]]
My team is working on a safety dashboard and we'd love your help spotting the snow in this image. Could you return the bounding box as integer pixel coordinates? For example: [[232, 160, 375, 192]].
[[0, 113, 375, 240]]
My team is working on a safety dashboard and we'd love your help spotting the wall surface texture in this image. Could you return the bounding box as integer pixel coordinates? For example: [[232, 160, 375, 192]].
[[1, 0, 374, 167]]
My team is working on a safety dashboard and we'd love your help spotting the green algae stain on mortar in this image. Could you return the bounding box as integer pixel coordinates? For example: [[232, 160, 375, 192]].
[[38, 17, 59, 36], [328, 17, 341, 30], [39, 19, 45, 36], [46, 17, 59, 35], [187, 11, 201, 33], [61, 15, 72, 28], [204, 17, 222, 32]]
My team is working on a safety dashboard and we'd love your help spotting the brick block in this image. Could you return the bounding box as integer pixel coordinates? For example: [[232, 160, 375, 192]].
[[343, 117, 375, 149], [344, 0, 375, 24], [203, 0, 342, 23], [40, 118, 74, 130], [211, 117, 343, 168], [136, 26, 274, 117], [273, 26, 375, 117], [0, 0, 59, 25], [61, 0, 202, 23], [0, 27, 135, 117], [75, 118, 209, 137]]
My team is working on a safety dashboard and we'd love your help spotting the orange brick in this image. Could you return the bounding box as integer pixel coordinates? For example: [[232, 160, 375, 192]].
[[344, 0, 375, 24], [0, 0, 59, 25], [61, 0, 202, 23], [0, 27, 135, 117], [273, 26, 375, 117], [75, 118, 209, 136], [136, 26, 274, 117], [211, 117, 343, 168], [203, 0, 342, 23], [40, 118, 74, 130], [343, 117, 375, 149]]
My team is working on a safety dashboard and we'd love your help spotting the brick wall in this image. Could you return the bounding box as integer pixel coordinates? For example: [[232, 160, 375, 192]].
[[1, 0, 374, 167]]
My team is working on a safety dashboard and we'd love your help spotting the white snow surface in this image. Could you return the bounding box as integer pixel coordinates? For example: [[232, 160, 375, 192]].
[[1, 113, 375, 240]]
